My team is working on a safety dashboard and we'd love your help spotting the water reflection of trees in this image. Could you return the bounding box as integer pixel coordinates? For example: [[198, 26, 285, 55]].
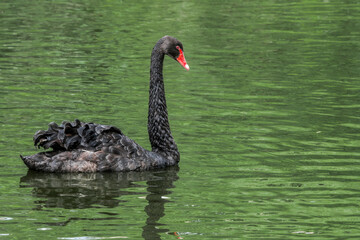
[[20, 167, 179, 239]]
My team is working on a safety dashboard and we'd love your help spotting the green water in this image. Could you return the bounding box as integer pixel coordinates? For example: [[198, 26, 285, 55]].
[[1, 0, 360, 239]]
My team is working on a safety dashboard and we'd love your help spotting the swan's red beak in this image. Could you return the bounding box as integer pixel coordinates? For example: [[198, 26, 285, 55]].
[[176, 48, 190, 71]]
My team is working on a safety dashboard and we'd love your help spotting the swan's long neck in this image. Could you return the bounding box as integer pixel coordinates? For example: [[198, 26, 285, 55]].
[[148, 42, 179, 163]]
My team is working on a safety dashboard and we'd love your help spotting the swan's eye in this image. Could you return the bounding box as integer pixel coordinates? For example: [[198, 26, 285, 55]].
[[176, 46, 180, 51]]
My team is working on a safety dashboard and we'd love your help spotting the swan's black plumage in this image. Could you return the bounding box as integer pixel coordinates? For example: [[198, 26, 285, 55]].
[[21, 36, 188, 172]]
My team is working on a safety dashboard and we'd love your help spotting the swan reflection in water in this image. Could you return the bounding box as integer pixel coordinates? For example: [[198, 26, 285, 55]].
[[20, 167, 179, 239]]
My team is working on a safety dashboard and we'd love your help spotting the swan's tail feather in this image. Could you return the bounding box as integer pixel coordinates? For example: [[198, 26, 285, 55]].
[[20, 152, 54, 171]]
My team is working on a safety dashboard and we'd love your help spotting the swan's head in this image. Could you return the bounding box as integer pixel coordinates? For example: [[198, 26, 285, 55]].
[[161, 36, 190, 71]]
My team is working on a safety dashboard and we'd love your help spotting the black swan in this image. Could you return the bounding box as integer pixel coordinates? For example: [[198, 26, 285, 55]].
[[20, 36, 189, 172]]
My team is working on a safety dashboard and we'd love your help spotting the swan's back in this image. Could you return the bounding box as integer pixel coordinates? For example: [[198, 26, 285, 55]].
[[21, 120, 169, 172]]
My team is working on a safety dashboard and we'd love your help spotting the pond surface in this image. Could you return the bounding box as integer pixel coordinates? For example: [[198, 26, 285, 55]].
[[1, 0, 360, 239]]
